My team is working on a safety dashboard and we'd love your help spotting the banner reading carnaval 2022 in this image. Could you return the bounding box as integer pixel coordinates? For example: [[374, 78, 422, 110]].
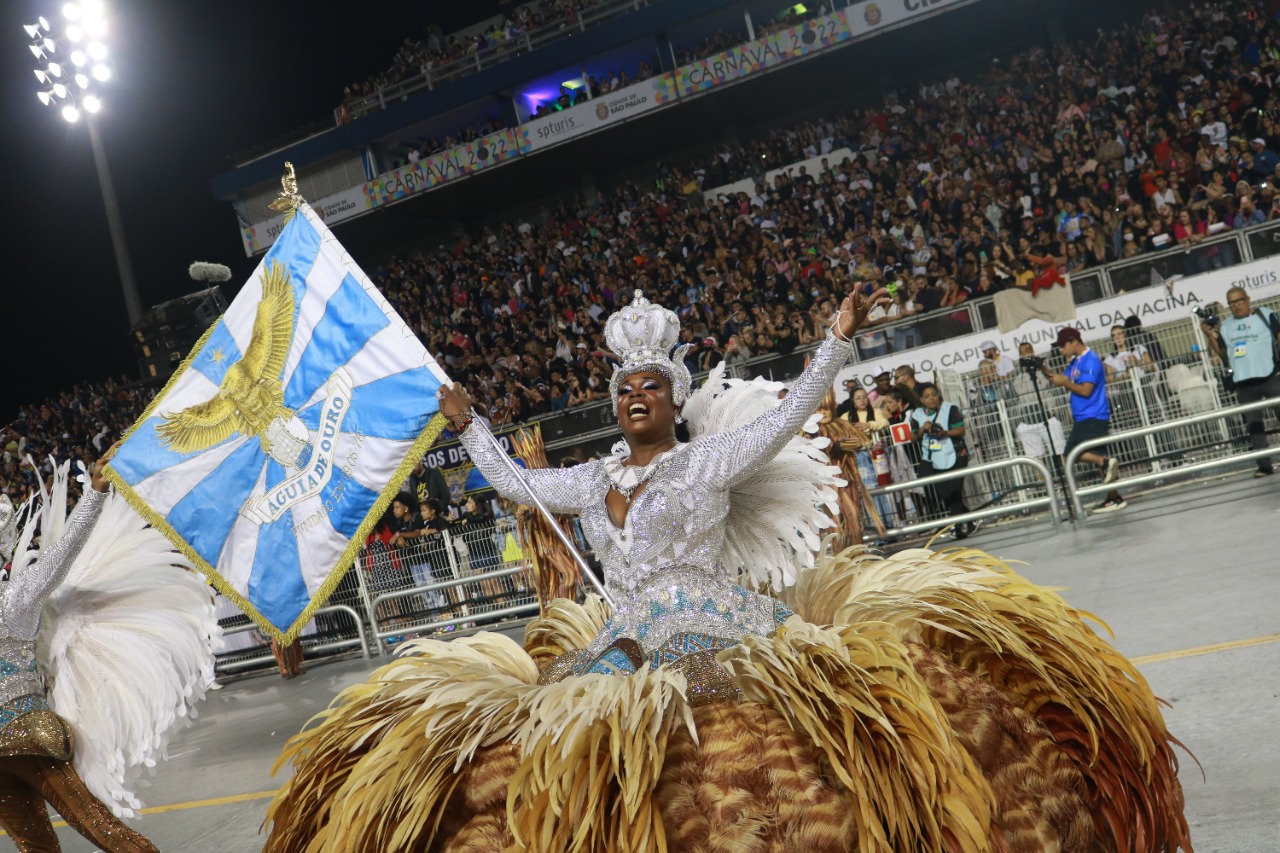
[[674, 12, 853, 96], [369, 127, 522, 205]]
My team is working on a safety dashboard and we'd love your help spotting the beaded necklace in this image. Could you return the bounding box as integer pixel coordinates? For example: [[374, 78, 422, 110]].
[[604, 444, 682, 503]]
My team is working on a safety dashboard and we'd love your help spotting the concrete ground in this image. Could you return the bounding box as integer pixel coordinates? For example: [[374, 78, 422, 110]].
[[42, 472, 1280, 852]]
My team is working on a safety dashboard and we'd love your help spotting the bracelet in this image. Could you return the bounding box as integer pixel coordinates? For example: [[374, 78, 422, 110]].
[[449, 410, 475, 433], [829, 309, 853, 343]]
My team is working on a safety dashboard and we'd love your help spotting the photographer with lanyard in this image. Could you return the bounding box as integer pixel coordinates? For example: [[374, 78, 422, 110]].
[[909, 382, 976, 539], [1041, 327, 1125, 512], [1201, 286, 1280, 478]]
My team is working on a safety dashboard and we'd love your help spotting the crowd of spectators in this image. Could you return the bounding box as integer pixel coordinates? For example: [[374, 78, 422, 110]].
[[392, 116, 511, 171], [0, 378, 152, 509], [10, 1, 1280, 481], [367, 0, 1280, 425]]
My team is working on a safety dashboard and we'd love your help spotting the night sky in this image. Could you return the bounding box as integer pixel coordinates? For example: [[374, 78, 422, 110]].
[[1, 1, 504, 421]]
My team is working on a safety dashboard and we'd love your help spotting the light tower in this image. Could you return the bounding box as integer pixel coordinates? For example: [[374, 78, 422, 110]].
[[26, 0, 143, 327]]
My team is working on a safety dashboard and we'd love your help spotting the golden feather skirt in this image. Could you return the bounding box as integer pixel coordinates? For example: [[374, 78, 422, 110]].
[[264, 544, 1191, 853]]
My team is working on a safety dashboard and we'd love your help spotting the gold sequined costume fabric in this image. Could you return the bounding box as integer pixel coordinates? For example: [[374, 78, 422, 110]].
[[0, 756, 157, 853]]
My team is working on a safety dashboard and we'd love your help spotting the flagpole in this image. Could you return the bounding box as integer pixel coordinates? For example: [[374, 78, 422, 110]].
[[477, 427, 615, 608]]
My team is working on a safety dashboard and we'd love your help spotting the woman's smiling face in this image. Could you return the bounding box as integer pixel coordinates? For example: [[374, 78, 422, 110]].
[[615, 370, 678, 442]]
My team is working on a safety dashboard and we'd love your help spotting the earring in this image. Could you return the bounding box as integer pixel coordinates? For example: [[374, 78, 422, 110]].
[[674, 415, 685, 425]]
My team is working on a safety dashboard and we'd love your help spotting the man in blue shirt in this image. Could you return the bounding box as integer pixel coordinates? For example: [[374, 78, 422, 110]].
[[1041, 326, 1126, 512], [1202, 286, 1280, 477]]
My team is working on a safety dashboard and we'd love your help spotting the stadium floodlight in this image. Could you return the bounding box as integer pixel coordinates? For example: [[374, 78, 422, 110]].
[[26, 1, 141, 328]]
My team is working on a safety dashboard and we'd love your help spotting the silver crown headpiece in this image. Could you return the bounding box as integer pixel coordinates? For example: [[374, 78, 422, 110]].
[[606, 290, 693, 408]]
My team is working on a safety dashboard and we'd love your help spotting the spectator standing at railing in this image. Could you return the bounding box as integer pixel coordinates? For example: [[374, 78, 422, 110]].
[[909, 382, 975, 539], [1042, 327, 1126, 513], [390, 496, 449, 611], [841, 388, 893, 527], [407, 456, 453, 511], [1201, 286, 1280, 478]]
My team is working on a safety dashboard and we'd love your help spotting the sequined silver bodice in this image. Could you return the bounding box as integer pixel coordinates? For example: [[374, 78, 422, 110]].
[[460, 333, 852, 659], [0, 489, 106, 705]]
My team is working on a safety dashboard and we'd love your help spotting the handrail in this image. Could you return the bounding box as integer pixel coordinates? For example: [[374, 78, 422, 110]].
[[369, 562, 538, 656], [1063, 396, 1280, 521], [214, 604, 370, 672], [867, 455, 1062, 537], [337, 0, 645, 124]]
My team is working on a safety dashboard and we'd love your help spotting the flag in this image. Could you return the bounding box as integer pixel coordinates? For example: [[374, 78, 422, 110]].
[[106, 203, 450, 642]]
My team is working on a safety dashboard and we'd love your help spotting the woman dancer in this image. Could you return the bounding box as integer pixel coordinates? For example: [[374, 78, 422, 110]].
[[0, 451, 218, 851], [267, 290, 1189, 853]]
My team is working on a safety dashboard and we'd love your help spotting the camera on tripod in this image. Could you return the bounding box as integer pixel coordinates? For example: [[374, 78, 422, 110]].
[[1193, 305, 1220, 327], [1018, 354, 1045, 373]]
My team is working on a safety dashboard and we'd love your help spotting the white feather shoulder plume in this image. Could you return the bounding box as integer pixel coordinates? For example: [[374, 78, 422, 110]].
[[681, 364, 845, 592], [30, 463, 222, 817]]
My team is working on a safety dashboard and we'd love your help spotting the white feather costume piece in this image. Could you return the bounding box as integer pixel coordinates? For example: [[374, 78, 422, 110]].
[[681, 364, 845, 592], [17, 464, 222, 817]]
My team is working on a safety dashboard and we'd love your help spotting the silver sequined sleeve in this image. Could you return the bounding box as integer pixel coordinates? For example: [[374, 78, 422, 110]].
[[689, 332, 853, 489], [3, 488, 108, 641], [458, 419, 598, 515]]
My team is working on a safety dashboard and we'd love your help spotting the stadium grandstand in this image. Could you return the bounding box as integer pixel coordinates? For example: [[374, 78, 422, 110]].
[[7, 0, 1280, 526]]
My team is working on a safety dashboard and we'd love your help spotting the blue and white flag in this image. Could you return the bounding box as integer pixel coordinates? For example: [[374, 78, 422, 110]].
[[107, 203, 450, 642]]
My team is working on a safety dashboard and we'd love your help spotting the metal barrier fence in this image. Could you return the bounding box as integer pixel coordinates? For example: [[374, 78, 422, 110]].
[[925, 301, 1280, 525], [1064, 397, 1280, 521], [212, 519, 546, 673], [865, 455, 1062, 540], [214, 603, 370, 675], [360, 522, 540, 655]]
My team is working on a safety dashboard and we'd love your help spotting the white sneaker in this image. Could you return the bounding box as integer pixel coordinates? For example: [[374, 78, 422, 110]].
[[1102, 457, 1120, 484], [1093, 497, 1127, 513]]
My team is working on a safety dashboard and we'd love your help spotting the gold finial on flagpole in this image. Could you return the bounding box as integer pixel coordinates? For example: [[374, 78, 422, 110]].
[[268, 161, 305, 222]]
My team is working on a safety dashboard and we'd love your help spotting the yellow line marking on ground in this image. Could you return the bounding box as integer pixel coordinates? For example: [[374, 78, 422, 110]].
[[18, 790, 281, 832], [12, 634, 1280, 836], [1133, 633, 1280, 665]]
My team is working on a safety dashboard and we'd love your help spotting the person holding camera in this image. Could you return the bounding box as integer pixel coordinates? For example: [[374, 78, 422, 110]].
[[1201, 287, 1280, 477], [1041, 327, 1125, 512], [909, 382, 975, 538]]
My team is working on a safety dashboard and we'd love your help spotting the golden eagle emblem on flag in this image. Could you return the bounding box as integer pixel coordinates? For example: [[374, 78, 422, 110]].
[[155, 261, 312, 470]]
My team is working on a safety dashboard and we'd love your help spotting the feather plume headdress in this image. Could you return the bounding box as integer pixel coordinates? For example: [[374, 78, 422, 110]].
[[605, 290, 693, 407]]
